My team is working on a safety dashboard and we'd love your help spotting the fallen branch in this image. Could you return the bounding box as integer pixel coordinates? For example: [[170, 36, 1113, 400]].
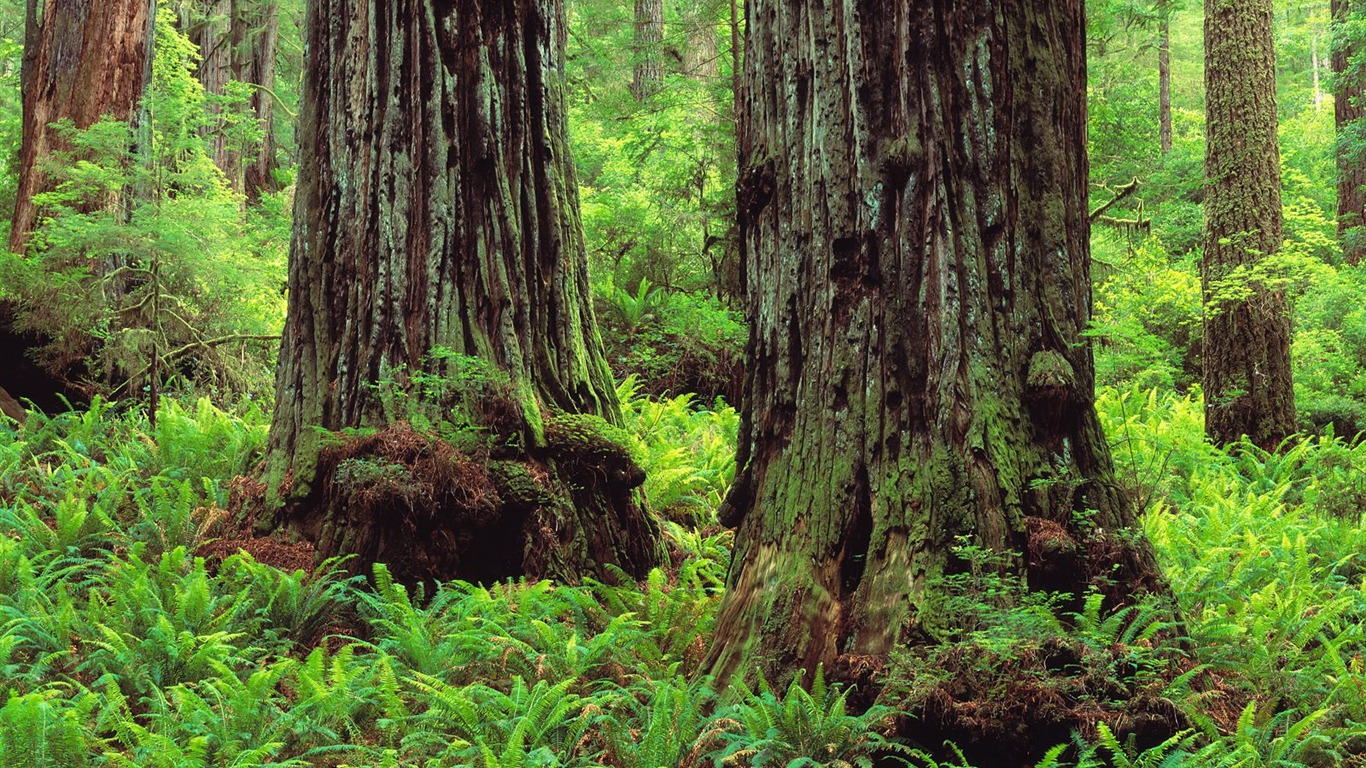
[[1089, 177, 1141, 223]]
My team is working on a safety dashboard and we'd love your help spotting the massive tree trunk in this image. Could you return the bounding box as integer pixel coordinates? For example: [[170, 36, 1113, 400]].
[[631, 0, 663, 100], [264, 0, 663, 586], [1202, 0, 1296, 447], [705, 0, 1169, 751], [10, 0, 155, 252], [1334, 0, 1366, 265]]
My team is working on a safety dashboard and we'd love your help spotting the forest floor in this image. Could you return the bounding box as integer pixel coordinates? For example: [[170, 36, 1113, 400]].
[[1, 385, 1366, 766]]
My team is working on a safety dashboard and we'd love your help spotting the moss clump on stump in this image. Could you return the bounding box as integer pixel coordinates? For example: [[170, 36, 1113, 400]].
[[543, 412, 645, 488], [273, 410, 658, 587], [1026, 350, 1077, 400]]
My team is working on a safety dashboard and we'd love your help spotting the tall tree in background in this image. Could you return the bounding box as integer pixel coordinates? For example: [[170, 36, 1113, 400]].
[[1334, 0, 1366, 265], [265, 0, 663, 584], [178, 0, 280, 200], [234, 0, 279, 201], [180, 0, 236, 182], [10, 0, 155, 251], [631, 0, 663, 100], [681, 0, 720, 78], [705, 0, 1168, 747], [1203, 0, 1296, 446], [1159, 1, 1174, 154]]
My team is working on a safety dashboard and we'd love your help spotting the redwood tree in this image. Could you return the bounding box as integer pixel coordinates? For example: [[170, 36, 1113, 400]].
[[1202, 0, 1296, 447], [706, 0, 1166, 718], [10, 0, 155, 251], [180, 0, 236, 181], [264, 0, 663, 584], [1159, 4, 1173, 155], [234, 0, 280, 201], [1335, 0, 1366, 265]]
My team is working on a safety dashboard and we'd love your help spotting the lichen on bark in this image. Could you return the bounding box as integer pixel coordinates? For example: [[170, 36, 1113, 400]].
[[705, 4, 1172, 745]]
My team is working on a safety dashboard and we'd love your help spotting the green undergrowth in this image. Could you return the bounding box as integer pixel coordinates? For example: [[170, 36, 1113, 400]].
[[617, 376, 738, 527], [4, 386, 1366, 765]]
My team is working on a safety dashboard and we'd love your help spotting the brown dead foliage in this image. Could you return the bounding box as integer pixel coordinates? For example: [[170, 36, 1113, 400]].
[[205, 474, 318, 572], [886, 637, 1186, 767]]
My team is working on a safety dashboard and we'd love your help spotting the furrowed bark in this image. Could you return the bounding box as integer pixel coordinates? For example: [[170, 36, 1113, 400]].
[[706, 0, 1166, 692], [265, 0, 663, 585], [1202, 0, 1296, 447]]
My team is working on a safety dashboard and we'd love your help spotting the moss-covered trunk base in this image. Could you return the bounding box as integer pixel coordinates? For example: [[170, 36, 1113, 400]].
[[262, 421, 659, 586]]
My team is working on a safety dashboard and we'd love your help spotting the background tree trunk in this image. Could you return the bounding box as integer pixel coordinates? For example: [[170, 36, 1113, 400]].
[[706, 0, 1167, 736], [10, 0, 155, 252], [234, 0, 280, 202], [181, 0, 240, 187], [1160, 11, 1173, 154], [1334, 0, 1366, 265], [631, 0, 663, 100], [179, 0, 279, 198], [1203, 0, 1296, 447], [265, 0, 663, 586], [682, 0, 720, 79]]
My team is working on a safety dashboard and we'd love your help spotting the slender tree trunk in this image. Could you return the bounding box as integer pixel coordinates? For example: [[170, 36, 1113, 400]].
[[234, 0, 280, 201], [10, 0, 155, 252], [705, 1, 1169, 755], [265, 0, 663, 586], [1202, 0, 1296, 447], [1334, 0, 1366, 265], [1315, 34, 1325, 113], [631, 0, 663, 100], [1159, 12, 1173, 154]]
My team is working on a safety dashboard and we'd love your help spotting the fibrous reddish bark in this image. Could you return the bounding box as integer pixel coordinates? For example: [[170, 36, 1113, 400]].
[[1202, 0, 1295, 447], [265, 0, 663, 585], [1334, 0, 1366, 265], [10, 0, 155, 252], [706, 0, 1165, 703]]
